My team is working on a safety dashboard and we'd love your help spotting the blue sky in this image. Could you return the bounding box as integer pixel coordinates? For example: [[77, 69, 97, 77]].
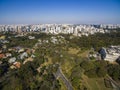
[[0, 0, 120, 24]]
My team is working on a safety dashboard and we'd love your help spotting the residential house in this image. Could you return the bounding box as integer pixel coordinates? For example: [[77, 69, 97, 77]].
[[9, 57, 16, 63], [18, 48, 24, 53], [0, 49, 2, 53], [13, 62, 21, 68], [23, 57, 33, 64], [0, 61, 2, 64], [0, 54, 5, 59], [5, 53, 12, 57], [19, 52, 28, 60], [0, 35, 5, 40], [28, 36, 35, 39]]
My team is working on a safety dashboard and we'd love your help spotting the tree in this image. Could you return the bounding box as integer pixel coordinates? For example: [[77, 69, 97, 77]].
[[80, 60, 95, 71], [96, 67, 107, 77], [107, 64, 120, 81]]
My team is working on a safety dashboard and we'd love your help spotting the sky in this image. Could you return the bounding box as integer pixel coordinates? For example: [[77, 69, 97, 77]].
[[0, 0, 120, 24]]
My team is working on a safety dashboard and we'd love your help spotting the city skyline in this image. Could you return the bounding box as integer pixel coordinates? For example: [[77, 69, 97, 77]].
[[0, 0, 120, 24]]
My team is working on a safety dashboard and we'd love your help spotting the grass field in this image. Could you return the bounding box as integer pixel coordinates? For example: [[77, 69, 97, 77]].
[[59, 78, 67, 90], [82, 75, 113, 90]]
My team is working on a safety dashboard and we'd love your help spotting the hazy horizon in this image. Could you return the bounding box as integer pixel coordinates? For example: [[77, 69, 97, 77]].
[[0, 0, 120, 24]]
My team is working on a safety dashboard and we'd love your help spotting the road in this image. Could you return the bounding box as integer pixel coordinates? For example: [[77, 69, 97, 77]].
[[107, 76, 120, 90], [54, 67, 73, 90]]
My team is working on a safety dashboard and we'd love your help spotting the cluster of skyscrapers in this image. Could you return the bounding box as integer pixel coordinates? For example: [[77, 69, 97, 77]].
[[0, 24, 120, 36]]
